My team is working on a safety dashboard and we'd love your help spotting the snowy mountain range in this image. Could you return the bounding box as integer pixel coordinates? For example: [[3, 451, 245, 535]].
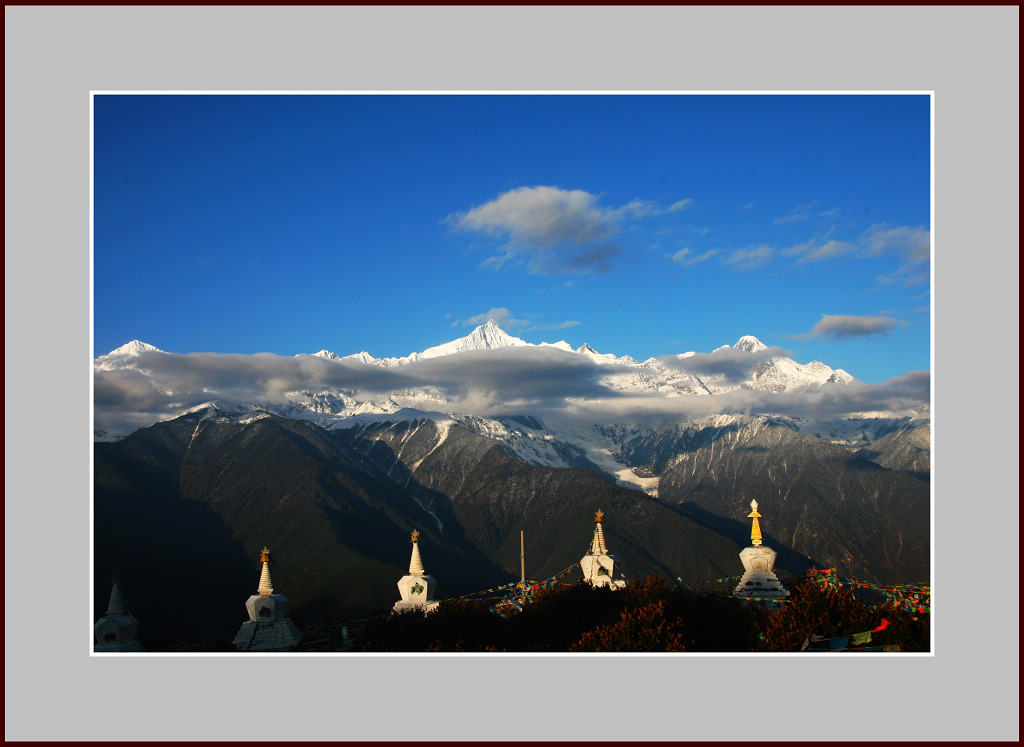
[[94, 320, 929, 496], [95, 319, 866, 444], [304, 320, 853, 391], [98, 319, 854, 397]]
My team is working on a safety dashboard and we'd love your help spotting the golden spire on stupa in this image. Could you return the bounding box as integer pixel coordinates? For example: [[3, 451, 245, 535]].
[[408, 529, 425, 576], [590, 509, 608, 555], [258, 546, 274, 596], [747, 500, 763, 546]]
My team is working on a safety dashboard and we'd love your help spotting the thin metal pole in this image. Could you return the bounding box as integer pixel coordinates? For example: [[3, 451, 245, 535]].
[[520, 530, 525, 582]]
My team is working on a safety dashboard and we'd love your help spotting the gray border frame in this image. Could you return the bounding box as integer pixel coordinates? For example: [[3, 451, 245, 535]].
[[6, 5, 1019, 742]]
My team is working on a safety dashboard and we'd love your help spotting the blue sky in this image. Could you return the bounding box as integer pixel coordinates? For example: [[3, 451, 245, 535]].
[[93, 94, 930, 383]]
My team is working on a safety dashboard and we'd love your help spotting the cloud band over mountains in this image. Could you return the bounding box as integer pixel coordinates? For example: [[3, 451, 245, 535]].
[[654, 345, 791, 382], [94, 347, 930, 438]]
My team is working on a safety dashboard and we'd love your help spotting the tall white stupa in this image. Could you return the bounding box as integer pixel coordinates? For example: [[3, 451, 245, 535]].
[[579, 509, 627, 589], [94, 571, 143, 652], [733, 500, 790, 599], [233, 547, 303, 651], [394, 530, 440, 613]]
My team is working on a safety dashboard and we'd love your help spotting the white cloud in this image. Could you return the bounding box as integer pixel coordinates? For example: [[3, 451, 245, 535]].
[[667, 221, 929, 279], [451, 307, 515, 328], [614, 197, 692, 220], [528, 319, 582, 331], [725, 245, 773, 270], [862, 225, 930, 261], [797, 314, 907, 340], [781, 224, 930, 284], [455, 186, 614, 247], [865, 225, 931, 286], [449, 186, 693, 275], [773, 212, 810, 226], [773, 201, 839, 226], [656, 344, 791, 383], [783, 238, 857, 263], [449, 186, 619, 274], [772, 202, 815, 225], [547, 370, 930, 427], [668, 248, 719, 267], [449, 308, 580, 334]]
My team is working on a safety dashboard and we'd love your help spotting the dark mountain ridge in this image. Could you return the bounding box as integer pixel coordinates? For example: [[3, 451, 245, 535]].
[[95, 407, 929, 642], [656, 419, 929, 583]]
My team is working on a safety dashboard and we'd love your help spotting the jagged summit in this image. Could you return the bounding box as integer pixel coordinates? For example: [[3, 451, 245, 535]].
[[342, 351, 380, 365], [95, 340, 166, 371], [301, 321, 527, 367], [106, 340, 162, 357], [418, 319, 530, 359], [734, 335, 768, 353], [181, 401, 225, 417], [828, 369, 855, 384], [577, 343, 599, 355]]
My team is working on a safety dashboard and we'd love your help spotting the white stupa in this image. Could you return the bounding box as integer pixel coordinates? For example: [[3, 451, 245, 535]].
[[579, 509, 627, 589], [233, 547, 303, 651], [394, 530, 440, 613], [94, 572, 143, 652], [733, 500, 790, 599]]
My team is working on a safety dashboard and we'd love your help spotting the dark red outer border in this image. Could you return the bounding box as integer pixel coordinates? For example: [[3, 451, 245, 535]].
[[5, 0, 1021, 6], [5, 740, 1015, 747], [5, 742, 1017, 746]]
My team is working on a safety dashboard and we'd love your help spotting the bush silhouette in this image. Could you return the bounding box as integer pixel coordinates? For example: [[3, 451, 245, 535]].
[[571, 600, 688, 652], [507, 581, 622, 651], [753, 575, 930, 652], [360, 598, 503, 652], [353, 572, 925, 653]]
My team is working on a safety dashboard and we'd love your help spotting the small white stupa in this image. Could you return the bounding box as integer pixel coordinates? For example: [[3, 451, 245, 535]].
[[94, 571, 143, 652], [579, 509, 627, 589], [733, 500, 790, 599], [394, 530, 440, 613], [233, 547, 302, 651]]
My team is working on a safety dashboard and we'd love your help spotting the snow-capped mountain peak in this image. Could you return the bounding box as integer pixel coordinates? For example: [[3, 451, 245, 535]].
[[828, 369, 855, 385], [342, 351, 380, 365], [418, 319, 530, 359], [734, 335, 768, 353], [107, 340, 162, 357], [95, 340, 166, 371]]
